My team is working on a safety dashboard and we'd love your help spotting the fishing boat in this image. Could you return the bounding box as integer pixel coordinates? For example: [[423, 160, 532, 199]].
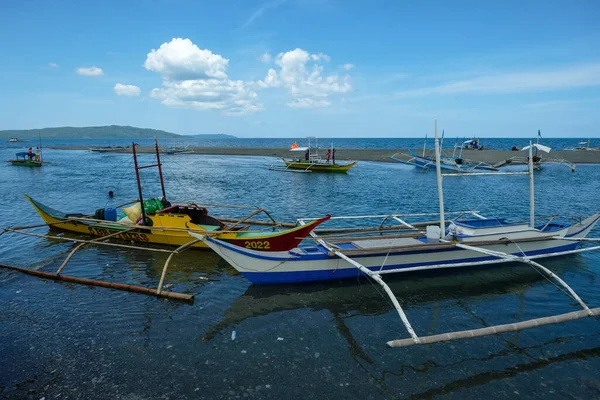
[[26, 140, 330, 251], [162, 145, 193, 154], [270, 137, 357, 173], [494, 131, 576, 171], [389, 133, 497, 172], [199, 126, 598, 283], [193, 122, 600, 347], [8, 152, 43, 167], [88, 145, 130, 152], [565, 139, 599, 151], [462, 138, 483, 150]]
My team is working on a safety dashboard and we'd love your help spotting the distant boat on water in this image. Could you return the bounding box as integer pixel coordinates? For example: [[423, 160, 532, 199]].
[[88, 145, 130, 152], [7, 138, 26, 142]]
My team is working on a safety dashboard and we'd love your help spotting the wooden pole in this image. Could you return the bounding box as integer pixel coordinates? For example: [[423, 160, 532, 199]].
[[434, 120, 445, 240], [156, 239, 201, 294], [387, 307, 600, 348], [0, 263, 193, 302], [55, 228, 137, 274], [154, 137, 167, 201], [132, 142, 148, 225]]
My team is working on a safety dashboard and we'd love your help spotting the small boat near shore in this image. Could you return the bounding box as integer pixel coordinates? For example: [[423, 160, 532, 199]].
[[389, 134, 497, 172], [8, 152, 43, 167], [270, 137, 357, 173], [26, 140, 329, 251], [88, 145, 130, 152]]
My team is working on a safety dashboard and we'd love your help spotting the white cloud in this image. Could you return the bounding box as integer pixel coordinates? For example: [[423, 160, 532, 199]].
[[242, 0, 288, 29], [342, 63, 354, 71], [257, 48, 351, 108], [76, 66, 103, 76], [310, 53, 331, 62], [145, 38, 262, 115], [257, 68, 280, 88], [114, 83, 141, 97], [144, 38, 229, 80], [259, 52, 272, 64], [288, 98, 331, 108], [396, 63, 600, 97], [49, 62, 59, 68], [150, 79, 262, 115]]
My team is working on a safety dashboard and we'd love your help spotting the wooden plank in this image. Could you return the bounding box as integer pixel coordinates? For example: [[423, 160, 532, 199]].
[[387, 307, 600, 348], [0, 263, 193, 302]]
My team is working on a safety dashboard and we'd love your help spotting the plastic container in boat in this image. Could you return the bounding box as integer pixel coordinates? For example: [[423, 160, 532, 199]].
[[426, 225, 441, 242], [104, 207, 117, 221]]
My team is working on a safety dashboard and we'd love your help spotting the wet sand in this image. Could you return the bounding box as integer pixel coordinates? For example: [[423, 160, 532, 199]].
[[51, 146, 600, 164]]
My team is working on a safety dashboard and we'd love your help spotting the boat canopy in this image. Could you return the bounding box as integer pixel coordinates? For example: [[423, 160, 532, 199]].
[[522, 143, 551, 153], [15, 152, 28, 157], [289, 147, 310, 152]]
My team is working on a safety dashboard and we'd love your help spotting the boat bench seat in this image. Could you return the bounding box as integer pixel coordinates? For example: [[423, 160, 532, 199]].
[[351, 237, 425, 249]]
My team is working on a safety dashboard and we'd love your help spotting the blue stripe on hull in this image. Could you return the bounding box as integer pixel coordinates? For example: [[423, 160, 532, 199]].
[[241, 243, 579, 284]]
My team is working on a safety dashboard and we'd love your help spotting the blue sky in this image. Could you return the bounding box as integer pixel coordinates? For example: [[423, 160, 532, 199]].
[[1, 0, 599, 137]]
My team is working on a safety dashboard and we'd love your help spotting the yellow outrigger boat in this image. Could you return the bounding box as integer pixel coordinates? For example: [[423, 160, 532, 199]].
[[25, 195, 329, 251], [270, 137, 358, 173], [25, 140, 330, 251]]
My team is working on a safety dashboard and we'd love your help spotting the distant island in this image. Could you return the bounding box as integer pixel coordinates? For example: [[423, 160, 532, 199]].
[[0, 125, 237, 139]]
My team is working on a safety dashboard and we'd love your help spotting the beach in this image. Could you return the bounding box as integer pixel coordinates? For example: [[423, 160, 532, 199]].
[[51, 146, 600, 164]]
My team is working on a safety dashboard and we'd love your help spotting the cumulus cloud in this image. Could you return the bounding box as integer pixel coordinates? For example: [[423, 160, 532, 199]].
[[342, 63, 354, 71], [145, 38, 262, 115], [76, 66, 103, 76], [49, 62, 59, 68], [257, 48, 351, 108], [114, 83, 141, 96], [259, 52, 272, 64], [150, 79, 262, 115], [144, 38, 229, 80]]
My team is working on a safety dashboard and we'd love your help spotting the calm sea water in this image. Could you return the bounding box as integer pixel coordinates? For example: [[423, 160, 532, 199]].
[[1, 145, 600, 399]]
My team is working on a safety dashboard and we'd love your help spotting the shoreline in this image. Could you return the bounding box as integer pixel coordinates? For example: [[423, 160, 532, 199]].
[[49, 146, 600, 164]]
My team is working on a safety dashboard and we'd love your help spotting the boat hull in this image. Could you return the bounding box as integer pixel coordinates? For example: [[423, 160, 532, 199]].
[[202, 237, 582, 284], [197, 212, 600, 284], [24, 195, 328, 251], [10, 160, 42, 167], [282, 159, 357, 173]]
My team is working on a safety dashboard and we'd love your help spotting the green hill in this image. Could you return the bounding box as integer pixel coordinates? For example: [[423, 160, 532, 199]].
[[0, 125, 237, 139]]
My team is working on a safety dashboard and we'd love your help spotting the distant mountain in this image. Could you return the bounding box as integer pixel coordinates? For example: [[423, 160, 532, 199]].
[[0, 125, 237, 139], [185, 133, 237, 139]]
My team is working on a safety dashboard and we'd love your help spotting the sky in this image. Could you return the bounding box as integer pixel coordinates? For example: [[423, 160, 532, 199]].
[[1, 0, 599, 138]]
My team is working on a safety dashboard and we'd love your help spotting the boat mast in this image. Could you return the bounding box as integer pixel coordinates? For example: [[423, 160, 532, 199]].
[[434, 120, 445, 239], [38, 132, 43, 163], [154, 138, 167, 201], [528, 140, 535, 227], [132, 142, 148, 225], [422, 134, 427, 157]]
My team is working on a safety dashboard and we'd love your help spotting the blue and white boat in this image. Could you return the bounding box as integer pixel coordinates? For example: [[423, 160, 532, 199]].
[[193, 126, 599, 285], [191, 121, 600, 347], [192, 214, 599, 284]]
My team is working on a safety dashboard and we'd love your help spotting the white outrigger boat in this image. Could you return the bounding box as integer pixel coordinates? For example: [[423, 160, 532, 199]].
[[192, 122, 600, 347]]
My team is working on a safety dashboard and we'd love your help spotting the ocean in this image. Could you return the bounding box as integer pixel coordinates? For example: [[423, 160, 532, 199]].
[[1, 141, 599, 399], [1, 136, 596, 151]]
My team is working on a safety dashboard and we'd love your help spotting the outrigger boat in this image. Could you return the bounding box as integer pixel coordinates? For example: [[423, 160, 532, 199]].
[[8, 152, 43, 167], [494, 130, 576, 171], [194, 121, 600, 347], [162, 145, 193, 154], [26, 140, 330, 251], [390, 133, 497, 172], [270, 137, 357, 173]]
